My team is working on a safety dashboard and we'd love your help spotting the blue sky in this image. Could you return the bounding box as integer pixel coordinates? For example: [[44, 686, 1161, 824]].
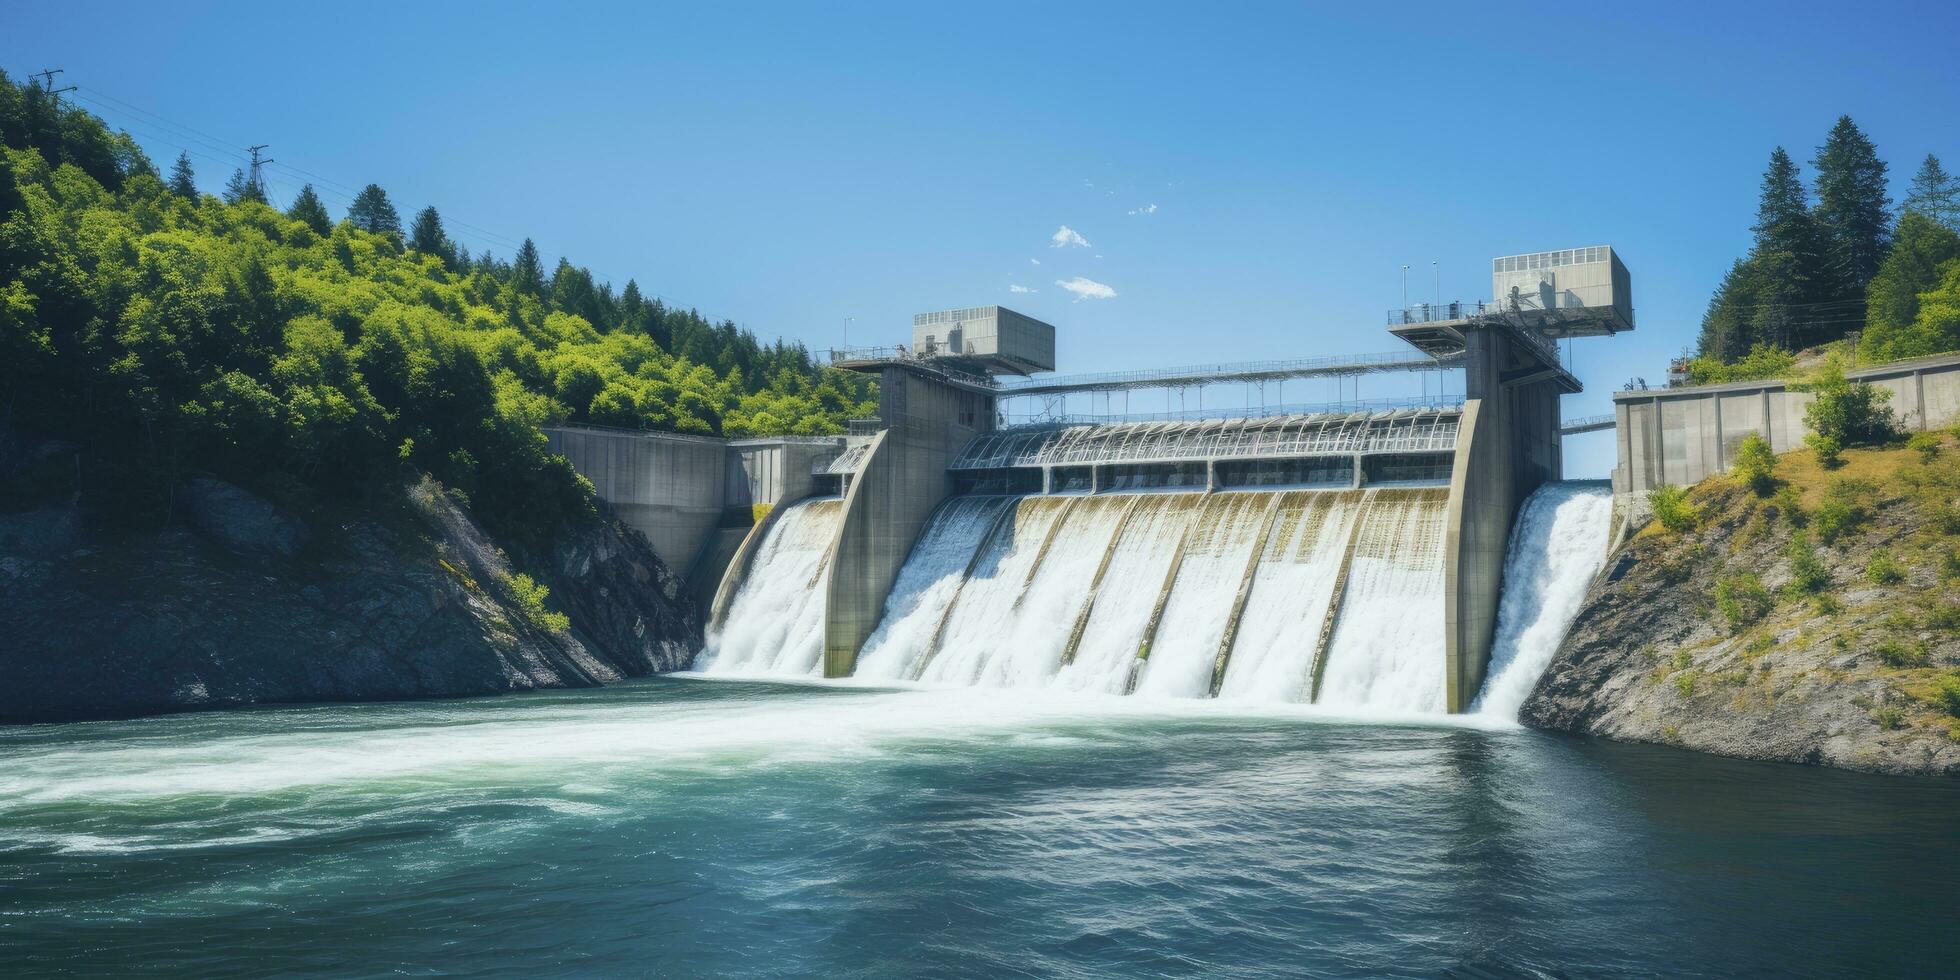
[[8, 1, 1959, 476]]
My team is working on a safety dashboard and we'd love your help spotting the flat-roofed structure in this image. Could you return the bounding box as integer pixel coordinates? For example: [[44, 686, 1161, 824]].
[[912, 306, 1056, 376]]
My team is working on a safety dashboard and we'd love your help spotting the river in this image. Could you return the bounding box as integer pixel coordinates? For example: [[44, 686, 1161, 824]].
[[3, 677, 1956, 978]]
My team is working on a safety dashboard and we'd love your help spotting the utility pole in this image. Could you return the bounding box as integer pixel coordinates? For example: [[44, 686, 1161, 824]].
[[1432, 261, 1439, 308], [247, 145, 274, 199], [843, 316, 854, 354], [1401, 265, 1410, 314], [31, 69, 76, 109]]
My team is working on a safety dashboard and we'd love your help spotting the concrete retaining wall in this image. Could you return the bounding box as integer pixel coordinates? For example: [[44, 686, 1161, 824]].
[[1613, 352, 1960, 496], [822, 367, 993, 677], [1443, 329, 1562, 713], [545, 426, 843, 595]]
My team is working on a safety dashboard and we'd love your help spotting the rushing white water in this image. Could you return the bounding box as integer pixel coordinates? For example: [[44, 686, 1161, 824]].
[[1473, 482, 1615, 717], [695, 497, 843, 677], [1314, 489, 1450, 713], [1134, 493, 1274, 698], [853, 496, 1017, 680], [1215, 491, 1362, 701], [925, 495, 1124, 687], [1053, 494, 1205, 694]]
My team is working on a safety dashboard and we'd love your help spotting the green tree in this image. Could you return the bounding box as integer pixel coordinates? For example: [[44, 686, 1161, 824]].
[[512, 238, 544, 294], [286, 184, 332, 236], [1904, 154, 1960, 231], [167, 151, 197, 197], [1733, 433, 1778, 496], [1811, 116, 1892, 293], [222, 167, 265, 205], [1862, 211, 1960, 359], [1798, 356, 1894, 459], [345, 183, 401, 237], [409, 205, 447, 256]]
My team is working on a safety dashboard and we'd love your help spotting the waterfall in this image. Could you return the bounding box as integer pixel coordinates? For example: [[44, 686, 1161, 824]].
[[701, 478, 1610, 716], [1052, 494, 1205, 694], [1313, 489, 1449, 713], [1473, 482, 1615, 717], [1214, 491, 1362, 701], [1133, 493, 1274, 698], [695, 497, 844, 677], [852, 496, 1018, 681]]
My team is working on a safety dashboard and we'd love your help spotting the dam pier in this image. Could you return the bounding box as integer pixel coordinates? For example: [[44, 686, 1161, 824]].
[[557, 247, 1636, 712]]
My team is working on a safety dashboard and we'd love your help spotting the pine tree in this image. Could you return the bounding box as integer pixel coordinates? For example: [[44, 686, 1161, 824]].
[[345, 183, 402, 238], [1864, 211, 1960, 356], [512, 238, 544, 294], [1747, 147, 1832, 348], [1811, 115, 1892, 292], [286, 184, 333, 236], [409, 206, 447, 255], [223, 167, 265, 205], [167, 151, 197, 197], [1905, 154, 1960, 231]]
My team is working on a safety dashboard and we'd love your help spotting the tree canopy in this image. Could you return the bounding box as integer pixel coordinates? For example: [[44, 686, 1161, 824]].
[[0, 69, 875, 543]]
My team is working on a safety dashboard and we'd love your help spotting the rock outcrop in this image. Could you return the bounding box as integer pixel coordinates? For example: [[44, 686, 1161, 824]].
[[0, 477, 699, 725], [1523, 448, 1960, 777]]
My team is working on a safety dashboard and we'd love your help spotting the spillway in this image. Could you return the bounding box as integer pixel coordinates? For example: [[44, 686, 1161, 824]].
[[698, 480, 1612, 714], [1313, 489, 1450, 713], [696, 497, 843, 677], [1473, 482, 1615, 718]]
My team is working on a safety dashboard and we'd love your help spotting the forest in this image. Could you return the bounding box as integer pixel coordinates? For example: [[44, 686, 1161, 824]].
[[0, 71, 876, 543], [1691, 116, 1960, 383]]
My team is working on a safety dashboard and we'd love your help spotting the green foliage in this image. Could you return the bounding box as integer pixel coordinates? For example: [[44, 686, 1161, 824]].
[[1716, 573, 1773, 630], [1874, 706, 1906, 730], [1811, 115, 1892, 292], [503, 572, 570, 634], [1866, 551, 1905, 585], [1812, 477, 1878, 544], [345, 183, 401, 238], [1685, 343, 1795, 386], [1877, 639, 1928, 668], [1785, 533, 1829, 594], [1733, 432, 1778, 495], [1772, 484, 1806, 525], [1906, 431, 1943, 462], [1805, 432, 1844, 468], [286, 184, 332, 237], [1861, 211, 1960, 360], [0, 73, 875, 543], [1905, 154, 1960, 231], [1797, 355, 1894, 451], [1648, 484, 1697, 533], [166, 151, 196, 197], [1939, 675, 1960, 718], [1674, 671, 1698, 698]]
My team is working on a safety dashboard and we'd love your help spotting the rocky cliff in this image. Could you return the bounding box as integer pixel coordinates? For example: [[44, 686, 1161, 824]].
[[1523, 444, 1960, 777], [0, 475, 698, 725]]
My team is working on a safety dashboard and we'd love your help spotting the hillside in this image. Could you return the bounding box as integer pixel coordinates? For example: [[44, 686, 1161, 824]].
[[1524, 439, 1960, 776]]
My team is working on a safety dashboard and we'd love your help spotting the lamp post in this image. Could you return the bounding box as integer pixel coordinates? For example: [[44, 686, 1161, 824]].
[[1401, 265, 1409, 315], [1432, 261, 1439, 308]]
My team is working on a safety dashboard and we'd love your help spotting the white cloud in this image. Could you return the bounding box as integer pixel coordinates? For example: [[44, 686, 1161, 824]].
[[1055, 276, 1116, 301], [1127, 203, 1158, 215], [1029, 258, 1041, 266], [1008, 284, 1036, 294], [1049, 225, 1091, 249]]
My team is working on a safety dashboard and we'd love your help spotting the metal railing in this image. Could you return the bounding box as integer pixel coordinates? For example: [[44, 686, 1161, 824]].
[[1387, 301, 1486, 325], [1559, 414, 1616, 434], [995, 351, 1457, 398], [952, 407, 1463, 470], [847, 417, 884, 436], [825, 347, 999, 389], [1001, 396, 1461, 427]]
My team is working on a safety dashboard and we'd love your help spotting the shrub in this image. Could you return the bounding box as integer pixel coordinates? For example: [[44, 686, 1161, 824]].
[[1648, 484, 1697, 533], [1805, 432, 1845, 468], [1814, 592, 1844, 615], [1937, 675, 1960, 717], [1812, 478, 1877, 544], [1866, 552, 1905, 585], [1925, 602, 1960, 632], [1877, 639, 1928, 668], [1771, 484, 1806, 526], [1785, 534, 1830, 594], [1907, 431, 1943, 462], [503, 572, 571, 633], [1733, 433, 1778, 496], [1674, 672, 1698, 698], [1715, 573, 1773, 630], [1874, 707, 1906, 730], [1798, 355, 1896, 451]]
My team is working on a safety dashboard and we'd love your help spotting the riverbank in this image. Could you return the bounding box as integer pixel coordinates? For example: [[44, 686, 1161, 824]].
[[1524, 440, 1960, 776], [0, 475, 697, 725]]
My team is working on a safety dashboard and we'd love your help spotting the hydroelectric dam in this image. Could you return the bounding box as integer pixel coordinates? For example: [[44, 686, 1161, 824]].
[[557, 247, 1636, 713]]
